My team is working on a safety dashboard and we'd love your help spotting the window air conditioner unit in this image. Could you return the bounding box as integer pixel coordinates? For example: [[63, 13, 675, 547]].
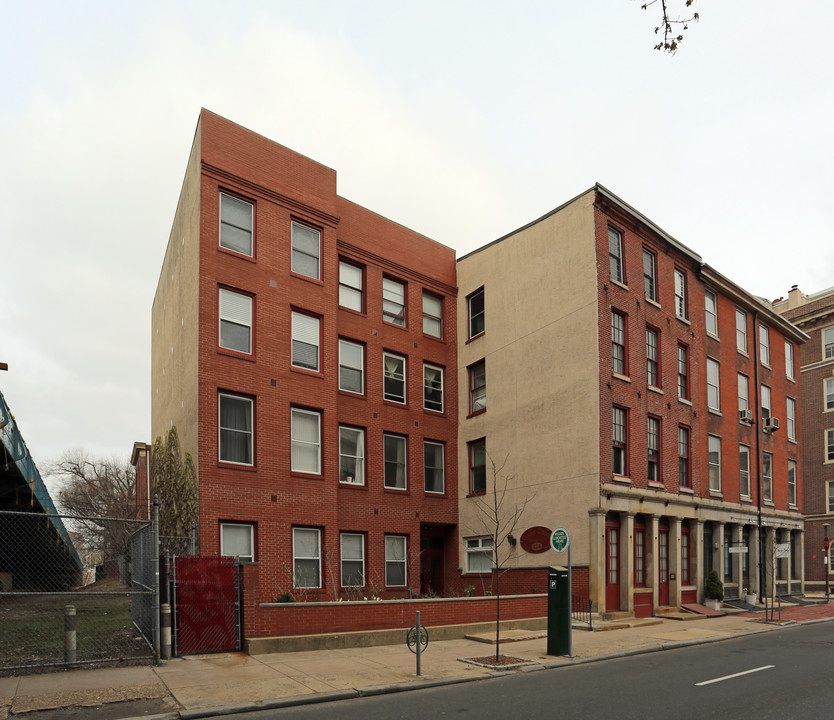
[[763, 417, 780, 433], [739, 409, 753, 424]]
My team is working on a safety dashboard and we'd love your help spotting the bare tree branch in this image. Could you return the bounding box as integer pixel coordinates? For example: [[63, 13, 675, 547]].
[[640, 0, 699, 54]]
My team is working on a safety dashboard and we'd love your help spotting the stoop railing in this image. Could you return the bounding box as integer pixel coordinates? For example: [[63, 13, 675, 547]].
[[572, 594, 593, 630]]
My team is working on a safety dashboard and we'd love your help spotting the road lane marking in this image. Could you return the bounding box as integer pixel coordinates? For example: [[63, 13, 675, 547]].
[[696, 665, 774, 686]]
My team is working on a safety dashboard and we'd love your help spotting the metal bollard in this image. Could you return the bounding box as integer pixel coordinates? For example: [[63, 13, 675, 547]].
[[161, 603, 172, 660], [64, 605, 76, 664]]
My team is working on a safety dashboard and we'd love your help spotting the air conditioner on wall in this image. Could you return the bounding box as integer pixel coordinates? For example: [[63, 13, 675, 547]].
[[739, 409, 753, 424], [763, 417, 780, 433]]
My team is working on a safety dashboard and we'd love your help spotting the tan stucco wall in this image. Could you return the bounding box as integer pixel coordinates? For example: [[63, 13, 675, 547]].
[[457, 190, 601, 570], [151, 119, 202, 470]]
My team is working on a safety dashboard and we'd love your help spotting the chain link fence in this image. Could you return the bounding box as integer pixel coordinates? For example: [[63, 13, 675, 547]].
[[0, 508, 157, 674]]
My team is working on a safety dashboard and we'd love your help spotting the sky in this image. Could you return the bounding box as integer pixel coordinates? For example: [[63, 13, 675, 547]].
[[1, 0, 833, 469]]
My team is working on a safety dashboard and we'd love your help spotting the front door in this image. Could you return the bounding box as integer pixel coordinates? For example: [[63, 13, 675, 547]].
[[606, 523, 621, 611], [658, 524, 670, 606], [420, 536, 444, 596]]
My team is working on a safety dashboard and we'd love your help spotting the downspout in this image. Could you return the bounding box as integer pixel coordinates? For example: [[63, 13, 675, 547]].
[[752, 309, 765, 598]]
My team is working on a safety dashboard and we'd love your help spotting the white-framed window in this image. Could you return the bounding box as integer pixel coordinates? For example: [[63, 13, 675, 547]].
[[218, 393, 253, 465], [787, 397, 796, 441], [824, 326, 834, 360], [339, 426, 365, 485], [424, 440, 445, 493], [646, 327, 660, 388], [828, 481, 834, 512], [736, 308, 747, 353], [469, 360, 486, 414], [705, 289, 718, 336], [339, 261, 363, 311], [385, 535, 407, 586], [708, 435, 722, 492], [291, 312, 320, 371], [609, 226, 624, 283], [219, 192, 253, 256], [739, 445, 751, 497], [612, 310, 627, 375], [643, 248, 657, 302], [291, 221, 320, 279], [674, 269, 687, 319], [826, 378, 834, 412], [384, 434, 407, 489], [383, 353, 406, 404], [383, 277, 406, 326], [468, 287, 485, 339], [291, 408, 321, 474], [423, 364, 444, 413], [707, 358, 721, 411], [788, 459, 797, 506], [292, 527, 321, 588], [465, 536, 494, 573], [759, 324, 770, 366], [219, 288, 253, 354], [762, 452, 773, 501], [785, 340, 795, 380], [613, 406, 628, 476], [220, 523, 255, 563], [827, 429, 834, 464], [761, 384, 772, 420], [340, 533, 365, 587], [422, 292, 442, 338], [738, 373, 749, 412], [648, 416, 660, 483], [677, 343, 689, 400], [338, 339, 364, 394]]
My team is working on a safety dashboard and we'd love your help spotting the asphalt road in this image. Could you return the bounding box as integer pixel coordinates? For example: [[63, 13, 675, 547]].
[[235, 621, 834, 719]]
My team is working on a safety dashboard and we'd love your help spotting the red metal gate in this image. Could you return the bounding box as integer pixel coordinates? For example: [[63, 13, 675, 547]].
[[172, 556, 240, 655]]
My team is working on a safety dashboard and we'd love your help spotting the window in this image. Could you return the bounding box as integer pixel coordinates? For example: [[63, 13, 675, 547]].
[[825, 326, 834, 359], [678, 426, 690, 488], [708, 435, 722, 492], [642, 249, 657, 301], [218, 393, 253, 465], [219, 288, 252, 354], [677, 343, 689, 400], [422, 293, 442, 338], [292, 528, 321, 588], [424, 441, 445, 493], [674, 269, 687, 319], [829, 482, 834, 512], [385, 535, 407, 586], [705, 289, 718, 336], [219, 192, 253, 256], [827, 378, 834, 412], [291, 408, 321, 474], [383, 434, 407, 489], [338, 340, 364, 394], [648, 416, 661, 484], [762, 452, 773, 501], [827, 429, 834, 463], [383, 353, 406, 403], [465, 537, 493, 573], [340, 533, 365, 587], [759, 324, 770, 366], [681, 525, 690, 584], [646, 328, 660, 388], [339, 427, 364, 485], [423, 364, 444, 413], [291, 312, 320, 371], [787, 397, 796, 441], [707, 358, 721, 412], [220, 523, 254, 563], [613, 407, 628, 476], [468, 287, 485, 338], [634, 525, 645, 586], [339, 261, 363, 311], [469, 360, 486, 414], [738, 374, 750, 412], [609, 226, 624, 283], [469, 439, 486, 494], [788, 460, 797, 506], [611, 310, 627, 375], [785, 341, 795, 380], [739, 445, 751, 497], [382, 277, 406, 326], [291, 221, 320, 279], [761, 384, 772, 420], [736, 309, 747, 353]]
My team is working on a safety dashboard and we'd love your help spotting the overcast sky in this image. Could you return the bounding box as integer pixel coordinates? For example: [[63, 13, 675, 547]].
[[2, 1, 833, 469]]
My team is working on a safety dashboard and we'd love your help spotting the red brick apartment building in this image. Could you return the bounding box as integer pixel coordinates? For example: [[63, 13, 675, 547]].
[[775, 285, 834, 591], [151, 110, 458, 602], [457, 186, 806, 616]]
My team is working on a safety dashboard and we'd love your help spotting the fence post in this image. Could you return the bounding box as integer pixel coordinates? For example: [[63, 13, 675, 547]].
[[161, 603, 172, 660], [191, 521, 196, 555], [152, 495, 161, 664], [64, 605, 76, 664]]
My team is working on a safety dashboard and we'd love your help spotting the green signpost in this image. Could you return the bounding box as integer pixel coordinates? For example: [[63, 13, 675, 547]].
[[547, 527, 573, 657]]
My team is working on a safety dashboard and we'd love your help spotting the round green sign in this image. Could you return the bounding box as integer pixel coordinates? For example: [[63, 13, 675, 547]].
[[551, 527, 570, 553]]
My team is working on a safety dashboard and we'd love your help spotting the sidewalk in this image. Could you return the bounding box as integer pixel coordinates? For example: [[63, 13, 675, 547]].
[[3, 601, 833, 720]]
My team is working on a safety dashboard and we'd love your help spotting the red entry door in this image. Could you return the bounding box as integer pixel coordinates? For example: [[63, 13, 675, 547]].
[[658, 524, 670, 606], [606, 524, 621, 611]]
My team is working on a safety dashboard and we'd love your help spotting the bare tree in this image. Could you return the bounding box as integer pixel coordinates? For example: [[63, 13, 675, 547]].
[[468, 453, 533, 662], [151, 426, 198, 548], [641, 0, 700, 54]]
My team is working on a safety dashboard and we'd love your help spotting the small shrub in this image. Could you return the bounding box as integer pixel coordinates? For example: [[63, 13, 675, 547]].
[[463, 585, 475, 597], [705, 570, 724, 601], [275, 590, 296, 603]]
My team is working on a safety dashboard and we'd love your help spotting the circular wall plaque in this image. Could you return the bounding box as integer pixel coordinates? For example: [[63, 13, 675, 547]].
[[520, 526, 552, 554]]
